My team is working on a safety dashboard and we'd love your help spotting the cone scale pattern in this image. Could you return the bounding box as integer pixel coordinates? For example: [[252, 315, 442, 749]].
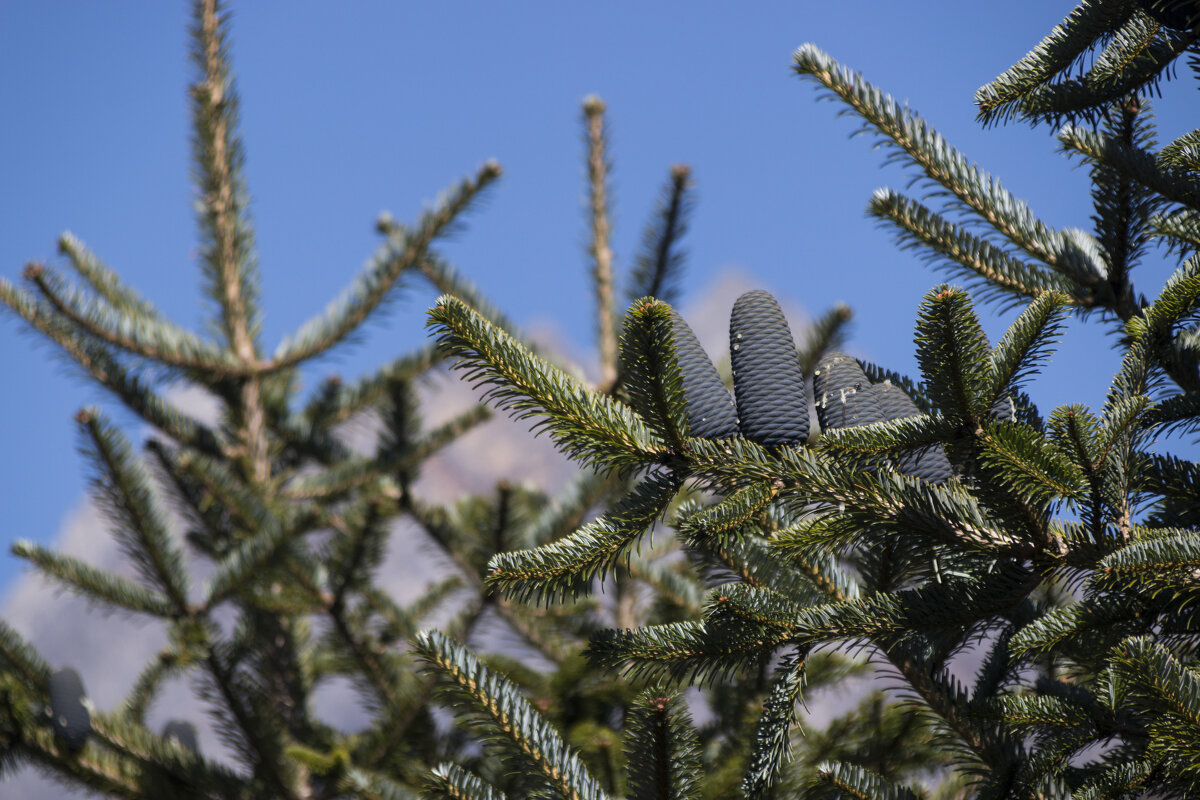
[[813, 351, 883, 431], [668, 293, 950, 482], [728, 290, 808, 447], [872, 381, 952, 483], [669, 309, 739, 439]]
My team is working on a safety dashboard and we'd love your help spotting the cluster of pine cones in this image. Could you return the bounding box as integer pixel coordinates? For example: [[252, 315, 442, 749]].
[[667, 289, 953, 482]]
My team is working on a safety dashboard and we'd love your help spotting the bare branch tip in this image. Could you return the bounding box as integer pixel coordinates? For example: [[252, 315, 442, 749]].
[[480, 159, 503, 180], [582, 94, 607, 115]]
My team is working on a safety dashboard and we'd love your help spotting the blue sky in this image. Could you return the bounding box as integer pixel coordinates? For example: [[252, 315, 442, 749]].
[[1, 2, 1195, 593]]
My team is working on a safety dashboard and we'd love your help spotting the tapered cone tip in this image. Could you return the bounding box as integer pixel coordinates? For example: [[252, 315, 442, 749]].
[[872, 380, 920, 422], [991, 395, 1015, 423], [163, 719, 199, 754], [49, 667, 90, 751], [872, 382, 952, 483], [668, 309, 738, 439], [813, 351, 872, 432], [729, 291, 808, 446]]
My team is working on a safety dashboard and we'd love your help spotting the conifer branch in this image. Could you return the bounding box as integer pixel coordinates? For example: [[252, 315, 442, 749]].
[[976, 419, 1085, 505], [0, 280, 223, 454], [298, 343, 442, 432], [57, 232, 165, 321], [199, 643, 301, 800], [200, 515, 291, 609], [587, 618, 794, 685], [518, 468, 616, 549], [988, 291, 1070, 401], [79, 411, 191, 610], [0, 621, 50, 686], [403, 496, 575, 665], [623, 691, 702, 800], [628, 165, 694, 307], [915, 286, 992, 422], [869, 190, 1081, 308], [147, 441, 275, 541], [1082, 100, 1157, 317], [282, 405, 488, 501], [742, 648, 806, 799], [584, 96, 619, 391], [1151, 210, 1200, 253], [426, 763, 509, 800], [192, 0, 260, 354], [1030, 15, 1199, 126], [429, 295, 669, 472], [27, 265, 238, 374], [192, 0, 269, 485], [766, 533, 859, 601], [1070, 760, 1154, 800], [487, 472, 682, 604], [1159, 126, 1200, 171], [794, 45, 1107, 286], [415, 631, 610, 800], [415, 250, 524, 341], [626, 555, 704, 618], [10, 541, 176, 617], [120, 647, 187, 724], [13, 723, 143, 798], [1099, 529, 1200, 577], [974, 0, 1134, 127], [675, 481, 777, 550], [1063, 122, 1198, 214], [620, 298, 691, 451], [271, 163, 501, 371], [812, 762, 920, 800], [1142, 389, 1200, 434], [817, 413, 954, 456], [341, 766, 424, 800], [87, 711, 246, 797]]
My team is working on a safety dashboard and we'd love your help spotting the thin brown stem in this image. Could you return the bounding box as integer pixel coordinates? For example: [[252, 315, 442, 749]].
[[584, 96, 619, 391]]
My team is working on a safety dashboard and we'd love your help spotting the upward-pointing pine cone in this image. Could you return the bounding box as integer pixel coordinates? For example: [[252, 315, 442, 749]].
[[871, 380, 952, 483], [669, 308, 739, 439], [729, 290, 808, 446], [48, 667, 90, 751], [813, 351, 883, 432], [991, 394, 1015, 423]]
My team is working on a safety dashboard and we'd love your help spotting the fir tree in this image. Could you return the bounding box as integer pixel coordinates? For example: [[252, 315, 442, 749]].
[[1, 4, 808, 799], [418, 2, 1200, 799], [0, 2, 657, 797]]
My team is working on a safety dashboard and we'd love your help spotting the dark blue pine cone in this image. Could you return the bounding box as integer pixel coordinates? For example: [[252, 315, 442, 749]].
[[48, 667, 90, 751], [729, 290, 808, 446], [991, 394, 1015, 423], [669, 308, 739, 439], [871, 380, 952, 483], [815, 351, 951, 483], [812, 351, 883, 432], [163, 719, 199, 754]]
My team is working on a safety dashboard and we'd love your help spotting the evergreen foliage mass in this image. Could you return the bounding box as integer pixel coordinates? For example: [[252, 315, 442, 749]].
[[3, 2, 1200, 799], [420, 3, 1200, 799]]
